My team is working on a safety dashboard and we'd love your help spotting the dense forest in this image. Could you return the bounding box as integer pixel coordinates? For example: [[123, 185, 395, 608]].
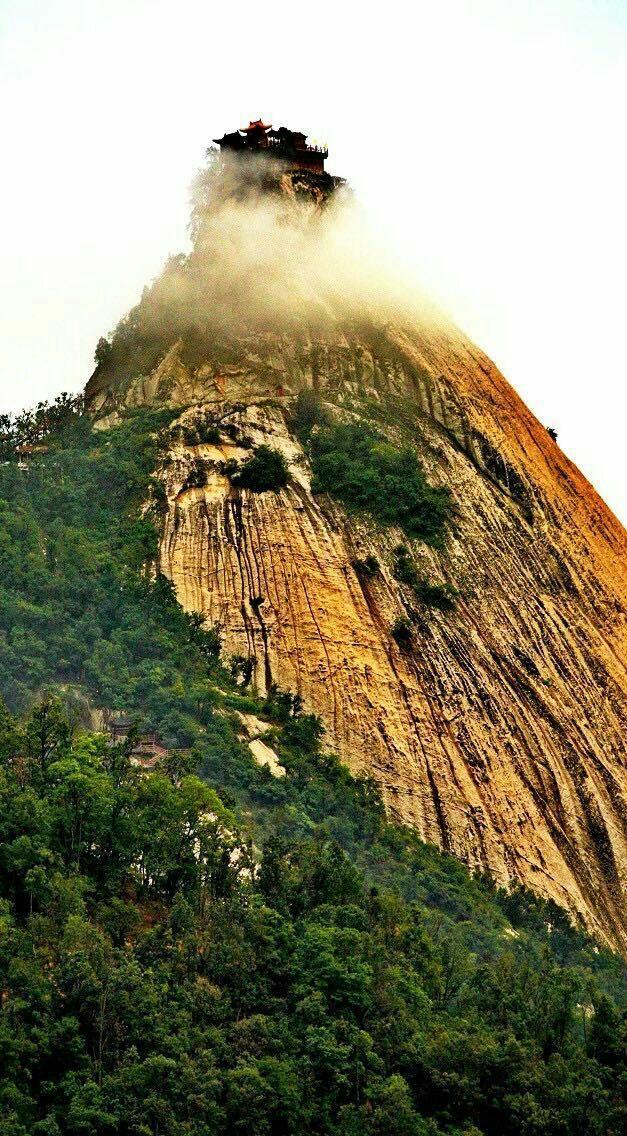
[[0, 402, 625, 1135]]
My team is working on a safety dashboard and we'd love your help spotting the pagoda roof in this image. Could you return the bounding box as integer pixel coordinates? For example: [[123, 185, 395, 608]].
[[269, 127, 311, 152], [242, 119, 272, 133], [212, 130, 245, 147], [272, 126, 306, 137]]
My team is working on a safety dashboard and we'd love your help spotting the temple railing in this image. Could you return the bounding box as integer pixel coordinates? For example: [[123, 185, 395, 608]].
[[265, 140, 328, 156]]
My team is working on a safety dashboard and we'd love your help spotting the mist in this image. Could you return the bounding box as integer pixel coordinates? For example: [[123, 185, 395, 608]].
[[99, 152, 437, 381], [1, 0, 625, 520]]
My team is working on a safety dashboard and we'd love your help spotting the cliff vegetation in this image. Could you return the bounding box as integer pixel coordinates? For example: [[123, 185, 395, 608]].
[[0, 404, 625, 1135]]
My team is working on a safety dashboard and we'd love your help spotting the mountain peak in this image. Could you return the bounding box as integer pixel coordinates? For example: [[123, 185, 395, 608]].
[[83, 144, 627, 950]]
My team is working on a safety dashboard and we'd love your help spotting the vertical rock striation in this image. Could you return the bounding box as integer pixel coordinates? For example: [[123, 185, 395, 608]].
[[87, 317, 627, 951]]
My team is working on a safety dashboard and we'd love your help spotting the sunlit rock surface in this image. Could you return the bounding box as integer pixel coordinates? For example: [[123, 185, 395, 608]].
[[86, 319, 627, 950]]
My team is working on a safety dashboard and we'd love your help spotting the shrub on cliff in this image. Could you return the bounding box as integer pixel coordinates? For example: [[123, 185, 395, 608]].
[[229, 445, 289, 492], [393, 543, 419, 588], [292, 388, 329, 438], [180, 416, 221, 446], [309, 422, 450, 543], [94, 335, 113, 367], [391, 615, 414, 649], [393, 544, 457, 611], [182, 458, 208, 489], [416, 579, 458, 611], [353, 554, 380, 578]]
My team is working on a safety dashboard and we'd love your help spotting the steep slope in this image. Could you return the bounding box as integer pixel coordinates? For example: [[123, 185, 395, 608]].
[[84, 157, 627, 949], [86, 318, 627, 952]]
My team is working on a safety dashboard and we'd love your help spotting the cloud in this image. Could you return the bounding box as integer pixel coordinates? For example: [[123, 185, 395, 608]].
[[103, 153, 433, 377]]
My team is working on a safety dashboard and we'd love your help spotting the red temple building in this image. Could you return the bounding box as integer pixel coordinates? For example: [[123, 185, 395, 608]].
[[213, 119, 329, 175]]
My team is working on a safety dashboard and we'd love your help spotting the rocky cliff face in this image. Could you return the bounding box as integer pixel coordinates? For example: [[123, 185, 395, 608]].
[[86, 313, 627, 952]]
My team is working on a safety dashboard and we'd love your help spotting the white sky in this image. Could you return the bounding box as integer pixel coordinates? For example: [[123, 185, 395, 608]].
[[0, 0, 625, 521]]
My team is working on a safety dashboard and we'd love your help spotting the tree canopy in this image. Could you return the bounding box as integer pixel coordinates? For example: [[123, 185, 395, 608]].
[[0, 699, 626, 1136], [0, 402, 624, 1135]]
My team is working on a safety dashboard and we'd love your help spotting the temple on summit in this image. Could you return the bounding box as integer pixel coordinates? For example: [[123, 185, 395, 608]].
[[213, 119, 329, 174]]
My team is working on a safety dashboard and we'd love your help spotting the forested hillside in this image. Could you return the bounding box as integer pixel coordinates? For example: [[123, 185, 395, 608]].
[[0, 403, 625, 1135]]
